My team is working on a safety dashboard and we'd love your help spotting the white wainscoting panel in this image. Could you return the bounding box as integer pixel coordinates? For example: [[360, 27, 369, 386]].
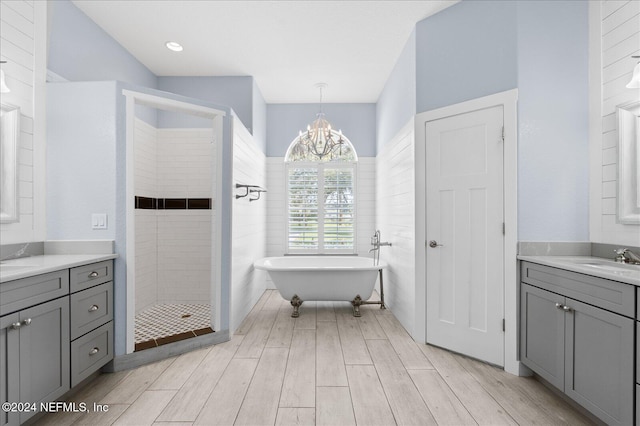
[[1, 0, 45, 243], [375, 123, 415, 335], [266, 158, 286, 263], [231, 117, 268, 331], [356, 158, 377, 256]]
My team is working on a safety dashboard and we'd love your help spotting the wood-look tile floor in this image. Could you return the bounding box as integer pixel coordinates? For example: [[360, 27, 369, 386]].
[[34, 290, 594, 426]]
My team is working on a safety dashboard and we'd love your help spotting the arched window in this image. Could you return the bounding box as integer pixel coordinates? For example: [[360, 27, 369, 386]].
[[284, 123, 358, 253]]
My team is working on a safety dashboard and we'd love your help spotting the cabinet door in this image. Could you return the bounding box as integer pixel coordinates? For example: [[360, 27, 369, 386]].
[[0, 314, 19, 426], [18, 297, 70, 423], [564, 298, 634, 426], [520, 283, 565, 389]]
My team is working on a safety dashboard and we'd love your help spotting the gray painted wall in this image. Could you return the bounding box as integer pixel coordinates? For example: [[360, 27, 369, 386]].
[[376, 29, 416, 153], [157, 77, 252, 129], [46, 81, 128, 355], [47, 1, 157, 90], [47, 0, 158, 125], [405, 0, 588, 242], [516, 0, 589, 241], [415, 0, 518, 113], [266, 103, 376, 157], [46, 81, 118, 242], [47, 1, 267, 149]]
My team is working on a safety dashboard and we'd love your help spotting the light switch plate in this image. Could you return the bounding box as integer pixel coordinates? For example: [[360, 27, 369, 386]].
[[92, 213, 107, 230]]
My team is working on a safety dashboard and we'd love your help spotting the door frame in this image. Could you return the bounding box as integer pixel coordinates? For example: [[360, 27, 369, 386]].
[[414, 89, 521, 375]]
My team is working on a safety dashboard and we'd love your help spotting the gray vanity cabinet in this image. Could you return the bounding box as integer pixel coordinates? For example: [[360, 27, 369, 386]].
[[520, 261, 635, 426], [0, 298, 70, 425], [0, 259, 113, 426], [0, 313, 19, 426], [564, 298, 634, 425], [520, 283, 565, 389], [17, 297, 70, 423]]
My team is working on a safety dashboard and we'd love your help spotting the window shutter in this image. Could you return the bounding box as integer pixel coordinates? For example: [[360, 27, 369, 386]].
[[323, 168, 354, 250], [287, 167, 319, 250]]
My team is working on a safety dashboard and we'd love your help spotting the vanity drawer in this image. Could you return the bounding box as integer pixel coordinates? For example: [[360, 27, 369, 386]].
[[520, 262, 635, 317], [70, 260, 113, 293], [71, 321, 113, 387], [70, 282, 113, 340], [0, 270, 69, 316]]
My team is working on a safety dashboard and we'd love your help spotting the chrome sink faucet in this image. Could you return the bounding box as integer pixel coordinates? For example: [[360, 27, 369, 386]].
[[614, 248, 640, 265]]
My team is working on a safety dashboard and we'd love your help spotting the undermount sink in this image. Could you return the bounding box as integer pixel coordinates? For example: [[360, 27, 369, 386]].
[[0, 264, 36, 271], [570, 259, 639, 272]]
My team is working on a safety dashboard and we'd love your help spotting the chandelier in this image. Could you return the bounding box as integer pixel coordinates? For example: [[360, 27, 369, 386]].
[[293, 83, 345, 160]]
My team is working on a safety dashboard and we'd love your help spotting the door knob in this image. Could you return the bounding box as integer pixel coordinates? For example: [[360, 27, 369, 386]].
[[428, 240, 443, 248]]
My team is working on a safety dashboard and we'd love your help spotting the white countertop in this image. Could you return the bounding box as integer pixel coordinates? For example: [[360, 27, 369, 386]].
[[0, 254, 118, 283], [518, 255, 640, 286]]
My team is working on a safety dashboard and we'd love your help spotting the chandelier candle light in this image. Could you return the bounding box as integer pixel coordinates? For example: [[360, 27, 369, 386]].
[[294, 83, 346, 160]]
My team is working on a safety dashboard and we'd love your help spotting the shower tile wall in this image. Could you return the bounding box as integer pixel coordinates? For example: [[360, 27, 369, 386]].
[[157, 129, 214, 305], [133, 119, 215, 314], [156, 210, 211, 304], [135, 119, 158, 313]]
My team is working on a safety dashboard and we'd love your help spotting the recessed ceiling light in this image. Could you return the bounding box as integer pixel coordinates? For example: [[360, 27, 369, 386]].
[[165, 41, 183, 52]]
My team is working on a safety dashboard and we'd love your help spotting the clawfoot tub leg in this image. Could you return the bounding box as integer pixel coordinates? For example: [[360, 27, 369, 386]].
[[351, 295, 363, 317], [290, 294, 303, 318]]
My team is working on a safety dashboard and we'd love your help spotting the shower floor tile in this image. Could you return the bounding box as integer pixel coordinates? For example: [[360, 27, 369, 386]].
[[135, 303, 212, 350]]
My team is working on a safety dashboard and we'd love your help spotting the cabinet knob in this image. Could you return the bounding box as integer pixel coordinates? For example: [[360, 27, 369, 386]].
[[554, 303, 573, 313], [9, 322, 21, 330], [88, 271, 99, 278], [88, 304, 99, 312], [89, 347, 100, 356], [21, 318, 31, 326]]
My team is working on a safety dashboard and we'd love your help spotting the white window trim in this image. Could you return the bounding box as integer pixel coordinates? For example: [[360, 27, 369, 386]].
[[285, 161, 358, 254]]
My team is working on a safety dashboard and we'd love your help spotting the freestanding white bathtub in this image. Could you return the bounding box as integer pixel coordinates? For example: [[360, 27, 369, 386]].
[[254, 256, 387, 317]]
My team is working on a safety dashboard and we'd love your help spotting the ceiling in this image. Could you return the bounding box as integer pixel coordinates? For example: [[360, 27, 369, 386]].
[[72, 0, 457, 104]]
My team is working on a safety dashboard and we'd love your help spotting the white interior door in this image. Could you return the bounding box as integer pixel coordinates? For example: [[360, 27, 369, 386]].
[[425, 105, 504, 366]]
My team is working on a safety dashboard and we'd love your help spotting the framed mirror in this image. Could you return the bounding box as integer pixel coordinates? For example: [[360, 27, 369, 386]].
[[1, 103, 20, 223], [617, 100, 640, 224]]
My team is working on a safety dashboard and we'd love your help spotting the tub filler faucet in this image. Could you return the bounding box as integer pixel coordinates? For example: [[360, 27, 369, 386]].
[[370, 230, 392, 255], [365, 230, 391, 311]]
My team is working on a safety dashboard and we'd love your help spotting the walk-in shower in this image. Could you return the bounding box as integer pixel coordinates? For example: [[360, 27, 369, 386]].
[[133, 118, 215, 350], [124, 90, 225, 354]]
